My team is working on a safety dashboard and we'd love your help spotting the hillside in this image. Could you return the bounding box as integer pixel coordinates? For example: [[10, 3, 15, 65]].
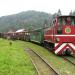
[[0, 10, 52, 32]]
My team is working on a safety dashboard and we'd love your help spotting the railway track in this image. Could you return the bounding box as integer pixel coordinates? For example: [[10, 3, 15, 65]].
[[25, 48, 60, 75], [62, 56, 75, 65], [44, 46, 75, 66]]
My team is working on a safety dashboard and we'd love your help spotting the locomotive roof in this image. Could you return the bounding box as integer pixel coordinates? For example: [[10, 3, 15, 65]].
[[58, 16, 75, 18], [30, 27, 49, 32]]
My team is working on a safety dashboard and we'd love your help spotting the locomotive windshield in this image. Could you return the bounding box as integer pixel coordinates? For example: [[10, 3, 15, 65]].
[[58, 16, 75, 26], [57, 16, 75, 34]]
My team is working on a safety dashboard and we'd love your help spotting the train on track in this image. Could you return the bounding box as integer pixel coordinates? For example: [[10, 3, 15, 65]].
[[2, 15, 75, 55]]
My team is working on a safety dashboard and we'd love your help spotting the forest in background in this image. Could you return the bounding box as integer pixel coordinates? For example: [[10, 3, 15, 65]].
[[0, 10, 74, 32]]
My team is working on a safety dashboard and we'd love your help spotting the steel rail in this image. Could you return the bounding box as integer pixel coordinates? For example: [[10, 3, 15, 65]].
[[25, 48, 60, 75], [62, 56, 75, 65]]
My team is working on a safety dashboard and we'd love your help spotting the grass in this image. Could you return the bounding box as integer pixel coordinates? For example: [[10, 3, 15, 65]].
[[1, 38, 75, 75], [24, 42, 75, 75], [0, 38, 37, 75]]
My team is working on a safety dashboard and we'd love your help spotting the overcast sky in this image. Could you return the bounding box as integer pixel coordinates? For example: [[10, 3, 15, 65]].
[[0, 0, 75, 16]]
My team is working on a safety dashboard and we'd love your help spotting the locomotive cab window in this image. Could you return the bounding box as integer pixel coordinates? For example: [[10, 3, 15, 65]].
[[58, 18, 62, 26], [63, 17, 75, 26], [71, 19, 75, 26], [57, 18, 62, 34]]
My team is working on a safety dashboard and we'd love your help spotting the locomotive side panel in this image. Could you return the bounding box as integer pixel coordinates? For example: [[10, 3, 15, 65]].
[[44, 16, 75, 55]]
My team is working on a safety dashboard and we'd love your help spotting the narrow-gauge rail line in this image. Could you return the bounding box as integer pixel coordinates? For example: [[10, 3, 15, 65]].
[[71, 54, 75, 58], [25, 48, 60, 75], [62, 56, 75, 65], [45, 47, 75, 66]]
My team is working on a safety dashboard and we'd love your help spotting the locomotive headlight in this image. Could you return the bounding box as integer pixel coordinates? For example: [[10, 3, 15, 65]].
[[56, 38, 60, 42], [65, 27, 71, 33]]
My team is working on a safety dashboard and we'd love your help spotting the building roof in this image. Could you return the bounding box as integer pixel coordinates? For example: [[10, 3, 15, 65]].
[[16, 29, 26, 33]]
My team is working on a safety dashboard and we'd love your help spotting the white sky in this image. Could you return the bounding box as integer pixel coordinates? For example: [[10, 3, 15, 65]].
[[0, 0, 75, 16]]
